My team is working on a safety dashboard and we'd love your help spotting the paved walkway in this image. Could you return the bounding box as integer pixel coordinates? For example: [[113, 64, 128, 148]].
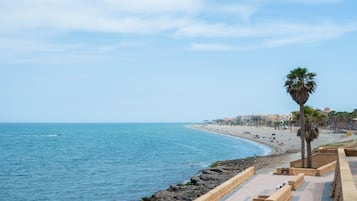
[[221, 173, 334, 201], [347, 156, 357, 189]]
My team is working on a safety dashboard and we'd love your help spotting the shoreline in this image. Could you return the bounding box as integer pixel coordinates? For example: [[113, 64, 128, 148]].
[[187, 124, 303, 174], [188, 124, 357, 174], [188, 125, 279, 155], [189, 124, 356, 156]]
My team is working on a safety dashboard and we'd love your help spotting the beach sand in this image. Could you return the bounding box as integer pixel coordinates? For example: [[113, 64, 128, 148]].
[[190, 124, 356, 173]]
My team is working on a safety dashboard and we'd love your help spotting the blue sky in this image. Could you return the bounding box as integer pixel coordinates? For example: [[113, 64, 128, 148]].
[[1, 0, 357, 122]]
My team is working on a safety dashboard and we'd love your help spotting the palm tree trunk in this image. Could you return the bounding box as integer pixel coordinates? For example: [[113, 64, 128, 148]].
[[307, 140, 312, 168], [300, 104, 305, 168]]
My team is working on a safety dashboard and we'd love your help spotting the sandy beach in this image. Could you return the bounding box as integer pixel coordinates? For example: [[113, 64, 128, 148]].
[[191, 124, 355, 154], [190, 124, 357, 173]]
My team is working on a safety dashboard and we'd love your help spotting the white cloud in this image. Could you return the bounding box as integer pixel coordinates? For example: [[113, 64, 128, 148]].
[[102, 0, 203, 14], [9, 54, 92, 65], [188, 22, 357, 51], [0, 36, 142, 64], [0, 1, 258, 35], [204, 4, 259, 21], [175, 23, 257, 38], [0, 0, 355, 55], [8, 53, 130, 65], [0, 0, 199, 34], [190, 43, 235, 51], [0, 37, 83, 53], [220, 5, 258, 21], [177, 20, 357, 42], [261, 22, 357, 47], [1, 0, 349, 39]]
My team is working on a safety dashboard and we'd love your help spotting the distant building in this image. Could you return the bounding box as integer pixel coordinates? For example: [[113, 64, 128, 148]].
[[222, 118, 235, 125], [214, 114, 290, 127], [324, 107, 331, 113]]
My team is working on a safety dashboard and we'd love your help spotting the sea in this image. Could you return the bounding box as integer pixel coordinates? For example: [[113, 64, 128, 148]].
[[0, 123, 271, 201]]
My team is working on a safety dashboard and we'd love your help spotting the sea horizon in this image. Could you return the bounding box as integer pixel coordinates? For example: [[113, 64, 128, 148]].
[[0, 122, 200, 124]]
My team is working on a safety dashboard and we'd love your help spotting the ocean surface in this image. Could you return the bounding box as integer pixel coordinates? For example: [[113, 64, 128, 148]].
[[0, 123, 271, 201]]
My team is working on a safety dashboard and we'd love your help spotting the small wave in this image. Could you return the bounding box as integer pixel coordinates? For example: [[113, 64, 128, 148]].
[[239, 138, 273, 156], [186, 161, 210, 168], [204, 131, 273, 156], [45, 134, 62, 137], [20, 134, 63, 137]]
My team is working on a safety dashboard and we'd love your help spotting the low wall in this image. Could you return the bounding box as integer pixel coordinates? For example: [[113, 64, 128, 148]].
[[290, 152, 337, 168], [330, 148, 357, 201], [288, 173, 304, 191], [253, 184, 292, 201], [266, 185, 292, 201], [316, 161, 336, 176], [344, 148, 357, 156], [194, 166, 256, 201], [317, 148, 338, 154], [275, 160, 336, 176], [289, 168, 317, 176]]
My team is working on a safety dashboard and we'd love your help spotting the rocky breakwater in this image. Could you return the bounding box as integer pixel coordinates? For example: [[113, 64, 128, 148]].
[[142, 156, 264, 201]]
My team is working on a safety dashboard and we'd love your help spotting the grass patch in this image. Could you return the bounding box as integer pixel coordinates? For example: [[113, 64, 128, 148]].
[[315, 139, 357, 152], [323, 139, 356, 147], [210, 161, 219, 168], [185, 181, 192, 186]]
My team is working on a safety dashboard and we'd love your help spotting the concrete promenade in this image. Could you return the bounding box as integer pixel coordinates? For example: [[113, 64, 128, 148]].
[[221, 173, 334, 201], [348, 157, 357, 190]]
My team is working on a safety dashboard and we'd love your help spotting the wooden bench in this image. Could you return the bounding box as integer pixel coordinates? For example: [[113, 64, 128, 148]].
[[288, 173, 304, 191], [253, 195, 269, 201], [253, 185, 292, 201], [274, 167, 291, 175]]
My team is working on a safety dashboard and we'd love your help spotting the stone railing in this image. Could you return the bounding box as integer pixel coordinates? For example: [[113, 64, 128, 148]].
[[330, 148, 357, 201], [194, 166, 256, 201]]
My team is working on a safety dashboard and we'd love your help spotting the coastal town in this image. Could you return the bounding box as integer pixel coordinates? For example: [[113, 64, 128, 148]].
[[205, 107, 357, 132]]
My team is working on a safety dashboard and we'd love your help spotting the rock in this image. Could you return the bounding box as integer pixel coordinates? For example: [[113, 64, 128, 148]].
[[154, 190, 172, 198], [169, 185, 180, 191], [190, 176, 201, 185], [209, 167, 225, 173], [199, 173, 221, 182]]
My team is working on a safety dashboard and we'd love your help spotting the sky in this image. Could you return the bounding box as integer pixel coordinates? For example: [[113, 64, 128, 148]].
[[0, 0, 357, 123]]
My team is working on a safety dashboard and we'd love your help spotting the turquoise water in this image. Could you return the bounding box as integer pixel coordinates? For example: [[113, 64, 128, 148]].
[[0, 123, 271, 201]]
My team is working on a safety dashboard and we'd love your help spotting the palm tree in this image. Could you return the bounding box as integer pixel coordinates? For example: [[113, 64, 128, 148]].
[[284, 67, 317, 168], [297, 124, 319, 168], [295, 106, 326, 168]]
